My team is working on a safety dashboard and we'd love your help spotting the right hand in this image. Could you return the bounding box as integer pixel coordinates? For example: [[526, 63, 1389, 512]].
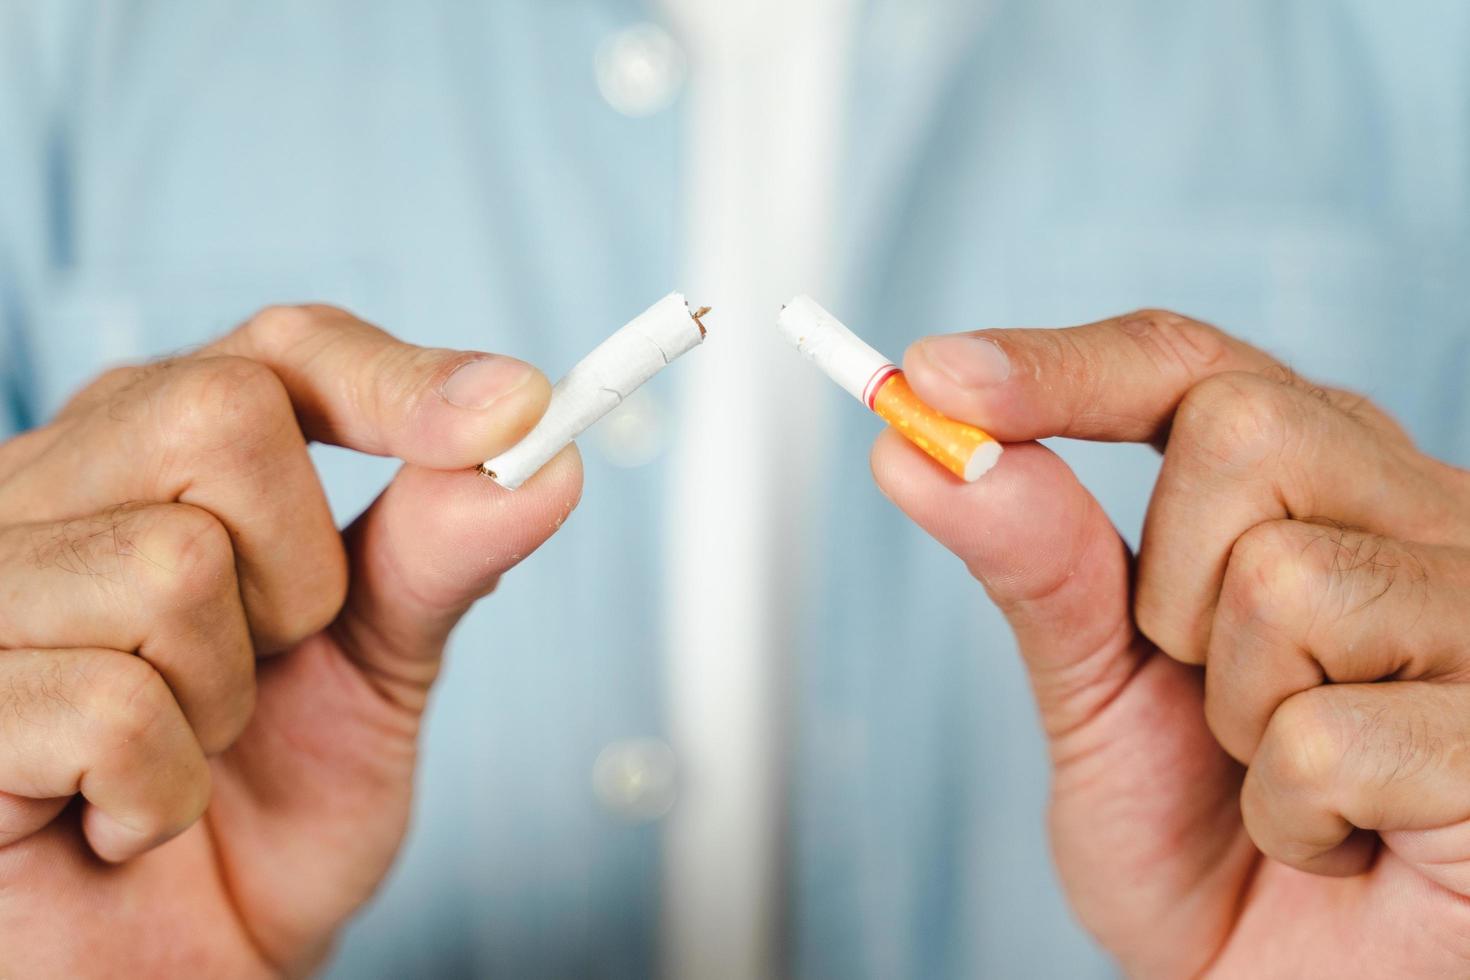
[[0, 304, 582, 978], [874, 309, 1470, 978]]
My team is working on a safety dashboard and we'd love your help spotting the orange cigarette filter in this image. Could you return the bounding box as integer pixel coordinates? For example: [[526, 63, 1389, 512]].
[[870, 371, 999, 481], [776, 296, 1003, 481]]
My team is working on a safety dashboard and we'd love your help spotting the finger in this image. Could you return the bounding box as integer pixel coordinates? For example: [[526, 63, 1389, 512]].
[[0, 356, 348, 652], [53, 304, 550, 466], [904, 309, 1409, 447], [209, 303, 551, 467], [871, 429, 1253, 977], [870, 430, 1143, 738], [0, 504, 255, 754], [329, 446, 584, 711], [1137, 372, 1470, 662], [0, 364, 163, 484], [1242, 682, 1470, 877], [180, 450, 583, 964], [2, 303, 553, 646], [0, 363, 158, 476], [1206, 522, 1470, 763], [0, 648, 211, 862], [905, 309, 1274, 445]]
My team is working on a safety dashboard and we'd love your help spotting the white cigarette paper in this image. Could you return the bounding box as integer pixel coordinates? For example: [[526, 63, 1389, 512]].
[[776, 295, 894, 407], [480, 292, 708, 489], [776, 295, 1003, 482]]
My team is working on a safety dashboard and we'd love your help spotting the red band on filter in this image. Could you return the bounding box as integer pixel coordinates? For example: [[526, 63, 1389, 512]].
[[862, 365, 901, 409]]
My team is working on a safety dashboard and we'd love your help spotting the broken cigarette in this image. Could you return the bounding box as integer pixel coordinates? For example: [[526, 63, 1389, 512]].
[[776, 295, 1002, 481], [480, 292, 709, 489]]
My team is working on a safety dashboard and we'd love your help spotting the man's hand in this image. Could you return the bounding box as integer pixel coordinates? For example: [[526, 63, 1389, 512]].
[[0, 305, 582, 977], [872, 310, 1470, 978]]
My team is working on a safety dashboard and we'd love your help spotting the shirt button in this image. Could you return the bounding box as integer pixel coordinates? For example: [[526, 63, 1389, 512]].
[[593, 737, 678, 822], [594, 22, 686, 117], [591, 386, 666, 469]]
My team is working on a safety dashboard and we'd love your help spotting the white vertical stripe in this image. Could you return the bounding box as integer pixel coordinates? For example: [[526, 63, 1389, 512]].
[[658, 1, 855, 977]]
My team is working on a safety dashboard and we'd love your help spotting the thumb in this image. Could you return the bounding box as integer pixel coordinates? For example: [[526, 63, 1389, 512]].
[[331, 447, 584, 711], [871, 431, 1139, 737], [872, 431, 1255, 977], [195, 451, 581, 966]]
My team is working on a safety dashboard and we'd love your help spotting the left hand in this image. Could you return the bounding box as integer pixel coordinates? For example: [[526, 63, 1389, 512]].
[[0, 304, 582, 978], [873, 309, 1470, 977]]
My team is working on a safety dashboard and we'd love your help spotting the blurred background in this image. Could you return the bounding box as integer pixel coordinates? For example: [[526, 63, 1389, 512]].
[[4, 2, 1468, 977]]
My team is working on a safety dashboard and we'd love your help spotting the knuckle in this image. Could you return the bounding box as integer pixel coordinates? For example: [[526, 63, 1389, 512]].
[[244, 303, 355, 362], [85, 654, 177, 747], [125, 504, 236, 611], [1232, 522, 1432, 637], [1116, 309, 1229, 376], [1261, 689, 1346, 791], [1223, 521, 1320, 628], [1172, 372, 1292, 469], [245, 304, 326, 350], [1268, 689, 1443, 813], [162, 355, 292, 455]]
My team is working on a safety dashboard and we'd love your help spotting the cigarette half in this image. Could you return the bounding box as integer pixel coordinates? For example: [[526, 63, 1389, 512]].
[[480, 292, 708, 489], [775, 295, 1002, 481]]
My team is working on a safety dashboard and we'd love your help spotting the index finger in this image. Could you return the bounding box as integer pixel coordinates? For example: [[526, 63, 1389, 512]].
[[207, 304, 552, 468], [56, 304, 550, 469], [902, 309, 1389, 447]]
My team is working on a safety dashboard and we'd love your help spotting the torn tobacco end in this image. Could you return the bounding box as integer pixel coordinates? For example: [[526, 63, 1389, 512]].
[[480, 292, 707, 489], [475, 463, 498, 480], [690, 305, 712, 337]]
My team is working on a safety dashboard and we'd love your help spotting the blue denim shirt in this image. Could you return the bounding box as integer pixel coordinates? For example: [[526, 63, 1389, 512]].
[[4, 2, 1468, 976]]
